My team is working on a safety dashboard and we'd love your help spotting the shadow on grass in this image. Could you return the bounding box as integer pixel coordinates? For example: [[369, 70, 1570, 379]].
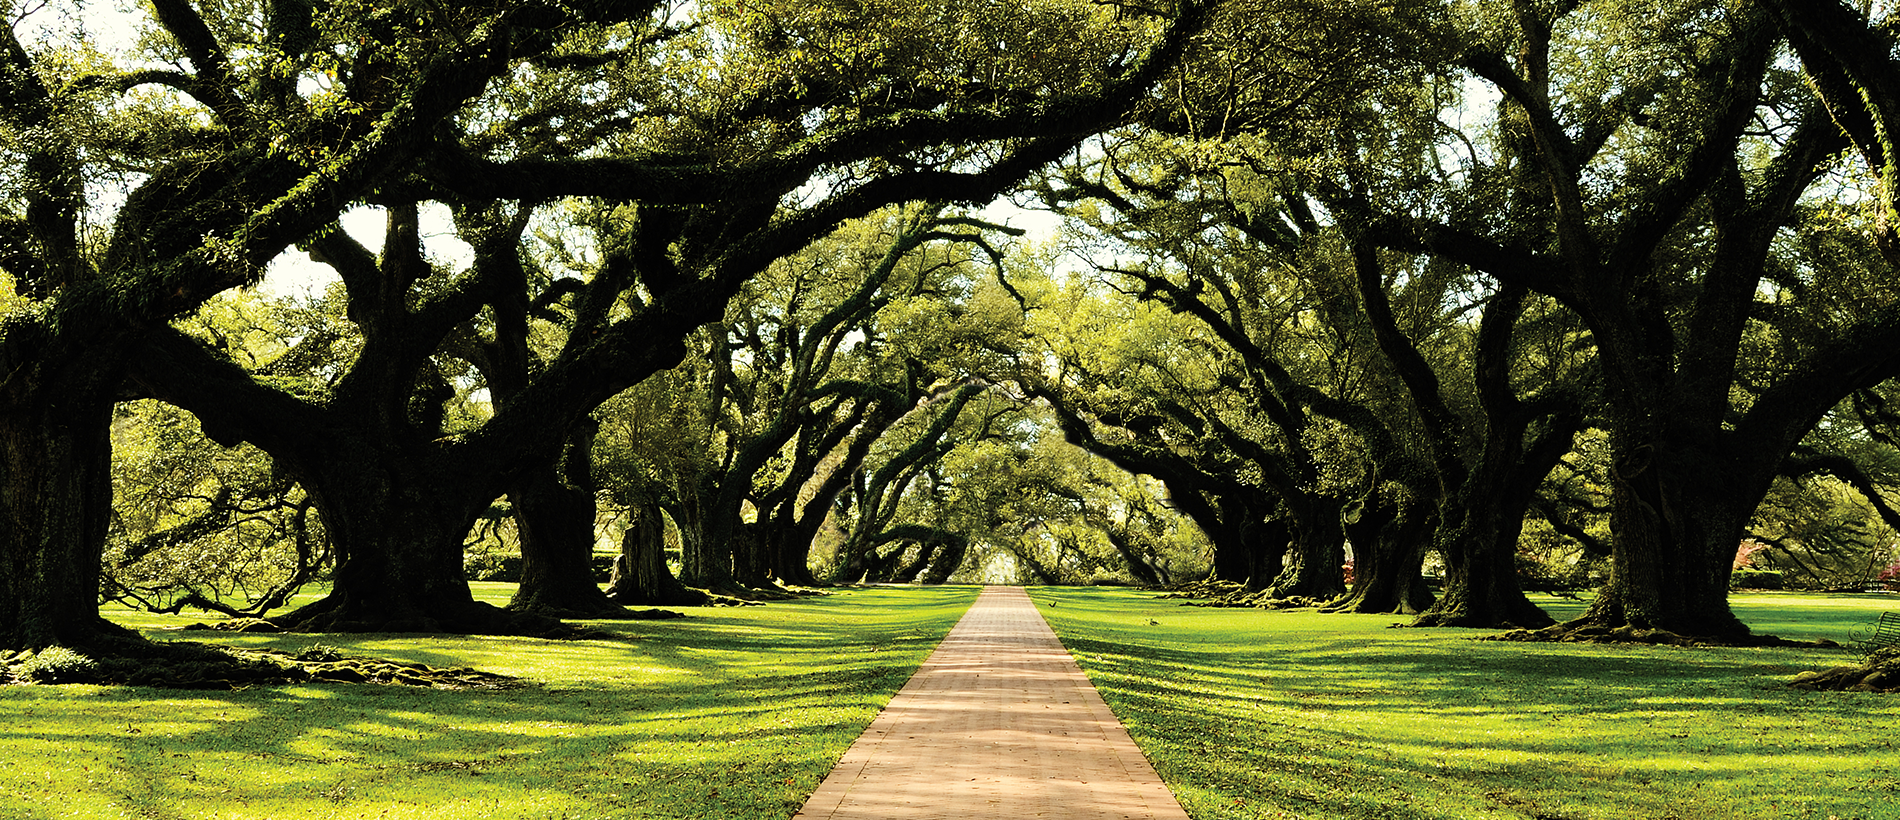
[[1033, 586, 1900, 820], [0, 586, 980, 820]]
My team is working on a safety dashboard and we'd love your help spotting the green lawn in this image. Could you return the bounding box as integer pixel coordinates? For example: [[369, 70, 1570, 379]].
[[0, 584, 979, 820], [9, 586, 1897, 820], [1030, 587, 1900, 820]]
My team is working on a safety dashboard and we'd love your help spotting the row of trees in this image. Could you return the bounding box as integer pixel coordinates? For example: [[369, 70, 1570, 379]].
[[0, 0, 1216, 657], [11, 0, 1900, 667], [997, 0, 1900, 642]]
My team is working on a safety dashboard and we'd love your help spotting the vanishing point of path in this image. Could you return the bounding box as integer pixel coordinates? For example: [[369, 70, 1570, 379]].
[[795, 586, 1191, 820]]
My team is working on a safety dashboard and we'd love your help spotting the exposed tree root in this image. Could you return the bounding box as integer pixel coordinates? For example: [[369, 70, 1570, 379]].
[[1790, 646, 1900, 693], [265, 597, 578, 637], [606, 586, 716, 608], [507, 602, 688, 621], [1150, 579, 1246, 600], [1148, 579, 1328, 609], [1407, 600, 1556, 630], [0, 638, 526, 690], [1485, 618, 1838, 649]]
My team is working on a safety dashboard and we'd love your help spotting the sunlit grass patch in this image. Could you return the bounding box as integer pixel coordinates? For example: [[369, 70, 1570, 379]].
[[3, 585, 979, 820], [1032, 587, 1900, 820]]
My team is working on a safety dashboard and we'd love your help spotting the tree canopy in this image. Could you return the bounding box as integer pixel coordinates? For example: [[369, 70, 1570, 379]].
[[9, 0, 1900, 673]]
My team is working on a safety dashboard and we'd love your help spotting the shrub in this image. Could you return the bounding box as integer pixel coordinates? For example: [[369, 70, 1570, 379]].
[[1732, 568, 1785, 590], [591, 553, 617, 583], [18, 646, 102, 684], [465, 553, 523, 582]]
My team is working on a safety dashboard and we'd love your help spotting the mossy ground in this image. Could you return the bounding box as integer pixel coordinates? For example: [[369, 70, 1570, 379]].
[[1031, 587, 1900, 820], [0, 583, 978, 820]]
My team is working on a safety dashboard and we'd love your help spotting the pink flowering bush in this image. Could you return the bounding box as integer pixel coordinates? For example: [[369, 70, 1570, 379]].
[[1878, 559, 1900, 592]]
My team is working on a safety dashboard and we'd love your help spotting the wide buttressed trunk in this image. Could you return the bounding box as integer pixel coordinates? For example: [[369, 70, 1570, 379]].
[[1264, 498, 1347, 601], [766, 522, 820, 587], [1411, 509, 1554, 629], [1412, 476, 1555, 629], [273, 452, 559, 635], [1325, 499, 1436, 616], [508, 418, 624, 618], [1574, 432, 1755, 639], [607, 502, 708, 606], [672, 485, 735, 591], [508, 469, 620, 618], [0, 338, 140, 651], [1242, 519, 1290, 592]]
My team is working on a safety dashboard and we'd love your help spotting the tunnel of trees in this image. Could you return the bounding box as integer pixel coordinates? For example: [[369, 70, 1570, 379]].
[[7, 0, 1900, 678]]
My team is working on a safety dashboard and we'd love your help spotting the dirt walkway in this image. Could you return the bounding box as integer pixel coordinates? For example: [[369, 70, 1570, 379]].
[[795, 586, 1191, 819]]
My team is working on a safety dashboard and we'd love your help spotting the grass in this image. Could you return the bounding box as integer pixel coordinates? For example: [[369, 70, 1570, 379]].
[[10, 585, 1898, 819], [1029, 587, 1900, 820], [0, 583, 979, 820]]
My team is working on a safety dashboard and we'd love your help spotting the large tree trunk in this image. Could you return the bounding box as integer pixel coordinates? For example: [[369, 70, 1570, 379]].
[[509, 473, 608, 615], [508, 419, 622, 618], [272, 450, 558, 634], [1413, 500, 1553, 628], [767, 520, 820, 586], [673, 480, 736, 591], [886, 541, 938, 584], [921, 537, 967, 584], [1572, 429, 1756, 638], [730, 521, 779, 589], [1264, 497, 1347, 600], [1325, 496, 1435, 615], [607, 502, 708, 606], [1243, 519, 1290, 592], [1411, 414, 1573, 629], [0, 345, 139, 651], [1106, 529, 1162, 586]]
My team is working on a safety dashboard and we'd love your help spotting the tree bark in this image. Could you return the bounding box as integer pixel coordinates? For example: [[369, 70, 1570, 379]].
[[886, 541, 938, 583], [271, 446, 561, 634], [1264, 496, 1347, 600], [0, 341, 141, 651], [508, 418, 623, 618], [606, 501, 708, 606], [1325, 496, 1435, 615], [671, 483, 734, 591], [921, 536, 967, 584], [1573, 427, 1758, 636]]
